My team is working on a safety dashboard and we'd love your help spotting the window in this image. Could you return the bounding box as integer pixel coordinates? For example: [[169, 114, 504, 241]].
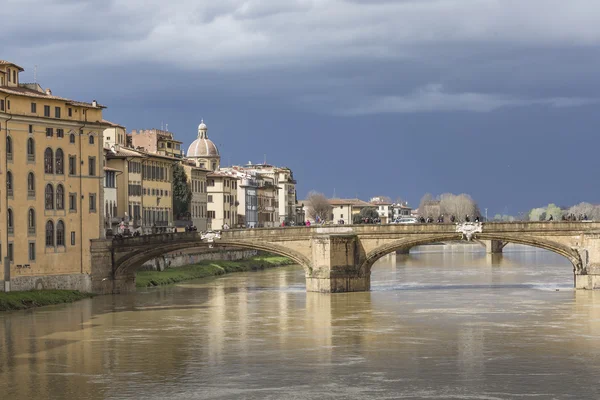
[[69, 193, 77, 211], [71, 231, 76, 246], [27, 172, 35, 197], [208, 211, 215, 219], [29, 124, 33, 134], [56, 184, 65, 210], [6, 100, 10, 110], [55, 107, 61, 118], [46, 127, 53, 137], [12, 70, 15, 84], [45, 184, 54, 210], [7, 171, 13, 196], [89, 135, 94, 145], [7, 208, 14, 234], [56, 220, 65, 246], [69, 155, 76, 175], [0, 100, 4, 111], [44, 148, 53, 173], [29, 242, 36, 261], [68, 108, 72, 117], [57, 128, 64, 138], [28, 208, 36, 234], [6, 136, 12, 160], [31, 102, 37, 113], [55, 148, 64, 174], [8, 243, 13, 263], [69, 133, 75, 143], [208, 195, 213, 203], [44, 105, 50, 117], [89, 193, 97, 212], [88, 157, 96, 176], [45, 220, 54, 247], [27, 138, 35, 161]]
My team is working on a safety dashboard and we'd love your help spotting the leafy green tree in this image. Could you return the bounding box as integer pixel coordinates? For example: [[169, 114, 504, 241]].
[[173, 163, 192, 218], [545, 203, 562, 220]]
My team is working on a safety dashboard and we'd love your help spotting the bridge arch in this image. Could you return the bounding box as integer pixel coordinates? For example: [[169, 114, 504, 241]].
[[361, 233, 584, 276], [113, 239, 312, 279]]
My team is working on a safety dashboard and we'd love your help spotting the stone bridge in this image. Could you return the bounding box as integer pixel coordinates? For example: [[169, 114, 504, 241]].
[[90, 222, 600, 294]]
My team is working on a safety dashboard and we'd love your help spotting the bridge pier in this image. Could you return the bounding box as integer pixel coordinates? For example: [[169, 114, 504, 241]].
[[484, 240, 506, 254], [306, 234, 370, 293]]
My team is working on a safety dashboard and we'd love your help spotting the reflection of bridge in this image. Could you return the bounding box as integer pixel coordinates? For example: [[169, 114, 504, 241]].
[[90, 222, 600, 294]]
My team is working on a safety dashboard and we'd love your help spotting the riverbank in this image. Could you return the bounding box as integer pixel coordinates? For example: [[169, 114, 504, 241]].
[[0, 290, 94, 312], [136, 255, 295, 288]]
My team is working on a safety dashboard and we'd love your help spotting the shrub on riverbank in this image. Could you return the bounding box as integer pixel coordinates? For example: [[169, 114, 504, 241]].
[[0, 290, 94, 311], [136, 255, 295, 287]]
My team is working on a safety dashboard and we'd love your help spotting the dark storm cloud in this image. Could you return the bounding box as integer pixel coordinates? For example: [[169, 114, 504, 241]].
[[3, 0, 600, 212]]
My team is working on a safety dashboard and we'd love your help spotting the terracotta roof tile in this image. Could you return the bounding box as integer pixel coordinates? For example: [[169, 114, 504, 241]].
[[0, 85, 105, 108], [0, 60, 24, 71]]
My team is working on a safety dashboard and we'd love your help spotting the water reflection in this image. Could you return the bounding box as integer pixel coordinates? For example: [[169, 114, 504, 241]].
[[1, 246, 600, 399]]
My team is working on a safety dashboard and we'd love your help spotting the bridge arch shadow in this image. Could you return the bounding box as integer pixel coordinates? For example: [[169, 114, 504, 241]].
[[113, 239, 312, 279], [360, 234, 583, 276]]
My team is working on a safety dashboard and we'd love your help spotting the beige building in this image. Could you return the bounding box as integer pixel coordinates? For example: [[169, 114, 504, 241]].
[[206, 171, 238, 230], [130, 128, 183, 158], [182, 162, 209, 231], [0, 60, 106, 292], [257, 174, 278, 228]]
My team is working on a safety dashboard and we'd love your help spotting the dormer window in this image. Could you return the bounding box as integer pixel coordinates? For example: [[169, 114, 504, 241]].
[[12, 70, 16, 84], [7, 68, 10, 82]]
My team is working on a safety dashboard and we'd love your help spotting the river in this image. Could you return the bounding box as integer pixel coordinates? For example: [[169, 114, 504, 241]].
[[2, 245, 600, 399]]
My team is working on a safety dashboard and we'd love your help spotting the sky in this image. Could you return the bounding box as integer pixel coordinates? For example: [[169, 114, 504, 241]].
[[4, 0, 600, 216]]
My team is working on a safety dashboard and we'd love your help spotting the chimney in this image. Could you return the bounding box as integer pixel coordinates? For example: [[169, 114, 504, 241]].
[[92, 99, 97, 107], [45, 88, 52, 96]]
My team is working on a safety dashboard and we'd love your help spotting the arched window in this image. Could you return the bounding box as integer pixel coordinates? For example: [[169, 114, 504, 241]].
[[27, 172, 35, 197], [45, 220, 54, 247], [69, 133, 75, 143], [7, 208, 14, 234], [7, 171, 13, 196], [56, 220, 65, 246], [28, 208, 36, 234], [56, 184, 65, 210], [27, 138, 35, 161], [89, 134, 94, 145], [6, 136, 12, 160], [45, 184, 54, 210], [55, 148, 64, 174], [44, 148, 54, 174]]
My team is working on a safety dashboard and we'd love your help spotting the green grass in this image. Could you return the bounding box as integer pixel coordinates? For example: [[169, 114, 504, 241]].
[[136, 255, 295, 288], [0, 290, 94, 312]]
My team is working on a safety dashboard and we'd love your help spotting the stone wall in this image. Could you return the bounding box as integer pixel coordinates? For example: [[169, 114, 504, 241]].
[[139, 248, 259, 271], [0, 274, 92, 293]]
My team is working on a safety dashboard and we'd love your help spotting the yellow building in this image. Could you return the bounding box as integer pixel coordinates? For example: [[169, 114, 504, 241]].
[[0, 60, 106, 292], [104, 141, 176, 233], [182, 162, 209, 231]]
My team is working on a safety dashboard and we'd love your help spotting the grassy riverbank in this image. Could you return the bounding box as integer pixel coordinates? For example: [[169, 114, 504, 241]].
[[0, 290, 94, 312], [136, 255, 295, 288]]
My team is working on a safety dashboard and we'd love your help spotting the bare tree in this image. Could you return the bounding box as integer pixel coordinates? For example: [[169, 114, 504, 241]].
[[439, 193, 479, 221], [568, 202, 599, 219], [306, 191, 332, 222], [418, 193, 440, 217]]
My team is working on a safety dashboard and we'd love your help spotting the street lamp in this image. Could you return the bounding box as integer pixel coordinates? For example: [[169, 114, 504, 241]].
[[485, 208, 488, 222]]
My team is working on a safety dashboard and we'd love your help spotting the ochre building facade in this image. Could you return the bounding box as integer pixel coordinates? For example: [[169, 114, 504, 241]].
[[0, 60, 106, 291]]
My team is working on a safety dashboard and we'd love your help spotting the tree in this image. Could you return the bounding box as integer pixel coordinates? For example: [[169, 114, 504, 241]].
[[306, 191, 332, 222], [529, 207, 546, 222], [418, 193, 440, 217], [439, 193, 479, 221], [173, 163, 192, 218], [545, 203, 563, 221], [360, 207, 379, 219]]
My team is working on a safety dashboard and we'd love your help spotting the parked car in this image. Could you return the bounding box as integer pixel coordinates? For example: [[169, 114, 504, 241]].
[[395, 217, 418, 224]]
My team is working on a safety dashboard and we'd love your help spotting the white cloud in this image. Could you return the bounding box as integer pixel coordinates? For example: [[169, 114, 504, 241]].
[[5, 0, 600, 70], [335, 84, 598, 115]]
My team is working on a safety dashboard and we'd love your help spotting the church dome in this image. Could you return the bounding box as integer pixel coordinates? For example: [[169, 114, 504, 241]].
[[187, 138, 219, 157], [186, 119, 220, 158]]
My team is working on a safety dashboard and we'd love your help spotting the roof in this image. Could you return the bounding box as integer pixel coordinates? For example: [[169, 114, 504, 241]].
[[0, 60, 24, 71], [103, 166, 121, 172], [371, 201, 392, 206], [0, 85, 105, 109], [102, 119, 126, 129], [328, 198, 373, 207], [187, 137, 219, 157]]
